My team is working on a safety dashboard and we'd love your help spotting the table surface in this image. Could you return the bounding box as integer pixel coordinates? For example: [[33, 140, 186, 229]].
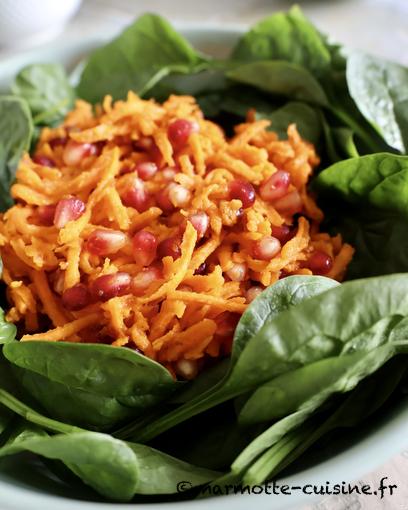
[[3, 1, 408, 508]]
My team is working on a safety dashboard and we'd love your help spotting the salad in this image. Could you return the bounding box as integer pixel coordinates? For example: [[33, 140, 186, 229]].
[[0, 6, 407, 503]]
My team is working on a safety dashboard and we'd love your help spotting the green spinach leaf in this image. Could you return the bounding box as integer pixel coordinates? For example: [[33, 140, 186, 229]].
[[0, 420, 218, 501], [11, 64, 75, 125], [231, 6, 331, 77], [0, 309, 16, 345], [256, 101, 322, 144], [3, 342, 179, 430], [0, 96, 33, 211], [347, 53, 408, 153], [315, 153, 408, 276], [77, 13, 208, 103], [227, 61, 328, 107]]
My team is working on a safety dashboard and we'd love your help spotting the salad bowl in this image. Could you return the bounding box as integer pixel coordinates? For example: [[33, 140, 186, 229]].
[[0, 15, 407, 510]]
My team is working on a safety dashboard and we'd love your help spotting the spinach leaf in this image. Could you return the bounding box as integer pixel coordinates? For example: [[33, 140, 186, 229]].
[[233, 276, 338, 360], [0, 309, 16, 345], [231, 6, 331, 77], [3, 342, 179, 430], [77, 13, 208, 103], [11, 64, 75, 125], [230, 274, 408, 390], [234, 343, 408, 481], [314, 153, 408, 276], [347, 53, 408, 153], [227, 61, 328, 107], [262, 356, 408, 481], [256, 101, 322, 145], [0, 96, 33, 211], [316, 153, 408, 214], [0, 424, 218, 501], [120, 275, 337, 442]]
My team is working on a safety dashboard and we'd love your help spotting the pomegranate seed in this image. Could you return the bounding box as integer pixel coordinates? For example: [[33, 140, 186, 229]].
[[226, 262, 247, 282], [188, 211, 209, 239], [274, 190, 302, 215], [162, 167, 177, 181], [229, 180, 256, 208], [168, 183, 191, 208], [259, 170, 290, 202], [136, 161, 158, 181], [33, 155, 55, 167], [236, 207, 244, 220], [133, 137, 154, 151], [156, 186, 175, 213], [121, 177, 149, 212], [37, 204, 56, 226], [252, 236, 281, 260], [194, 262, 207, 275], [62, 284, 91, 310], [168, 119, 199, 148], [215, 312, 240, 337], [132, 266, 162, 295], [63, 140, 98, 166], [132, 230, 157, 266], [271, 225, 293, 244], [86, 229, 127, 256], [307, 251, 333, 275], [246, 286, 264, 303], [91, 272, 131, 301], [175, 359, 199, 380], [49, 136, 67, 149], [54, 197, 85, 228], [157, 236, 181, 260]]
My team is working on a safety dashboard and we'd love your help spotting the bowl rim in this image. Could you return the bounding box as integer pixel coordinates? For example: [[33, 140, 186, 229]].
[[0, 20, 407, 510]]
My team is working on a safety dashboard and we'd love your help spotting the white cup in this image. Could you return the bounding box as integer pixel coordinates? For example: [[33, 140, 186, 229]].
[[0, 0, 83, 48]]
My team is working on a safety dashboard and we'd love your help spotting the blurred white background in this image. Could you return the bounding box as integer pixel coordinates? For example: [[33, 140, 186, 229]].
[[0, 0, 407, 63]]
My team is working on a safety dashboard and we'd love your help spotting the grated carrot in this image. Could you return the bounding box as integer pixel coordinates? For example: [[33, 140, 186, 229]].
[[0, 92, 353, 377]]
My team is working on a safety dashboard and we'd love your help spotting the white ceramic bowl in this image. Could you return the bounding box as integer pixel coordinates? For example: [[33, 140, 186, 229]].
[[0, 23, 407, 510], [0, 0, 82, 48]]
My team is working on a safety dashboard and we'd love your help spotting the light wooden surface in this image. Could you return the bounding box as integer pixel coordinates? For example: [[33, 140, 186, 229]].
[[4, 1, 408, 508]]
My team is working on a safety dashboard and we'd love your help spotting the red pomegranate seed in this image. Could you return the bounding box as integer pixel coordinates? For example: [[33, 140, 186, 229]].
[[133, 137, 154, 151], [168, 119, 199, 148], [226, 263, 247, 282], [168, 183, 191, 208], [132, 230, 157, 266], [274, 190, 302, 215], [63, 140, 98, 166], [188, 211, 209, 239], [162, 167, 177, 181], [194, 262, 207, 275], [157, 236, 181, 260], [62, 284, 91, 310], [156, 186, 175, 213], [307, 251, 333, 275], [252, 236, 281, 260], [121, 177, 149, 212], [33, 155, 55, 167], [136, 161, 158, 181], [271, 225, 293, 244], [49, 136, 67, 149], [229, 179, 256, 208], [246, 286, 263, 303], [91, 272, 131, 301], [132, 265, 162, 295], [37, 204, 56, 226], [86, 229, 127, 256], [175, 359, 199, 380], [259, 170, 290, 202], [54, 197, 85, 228]]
